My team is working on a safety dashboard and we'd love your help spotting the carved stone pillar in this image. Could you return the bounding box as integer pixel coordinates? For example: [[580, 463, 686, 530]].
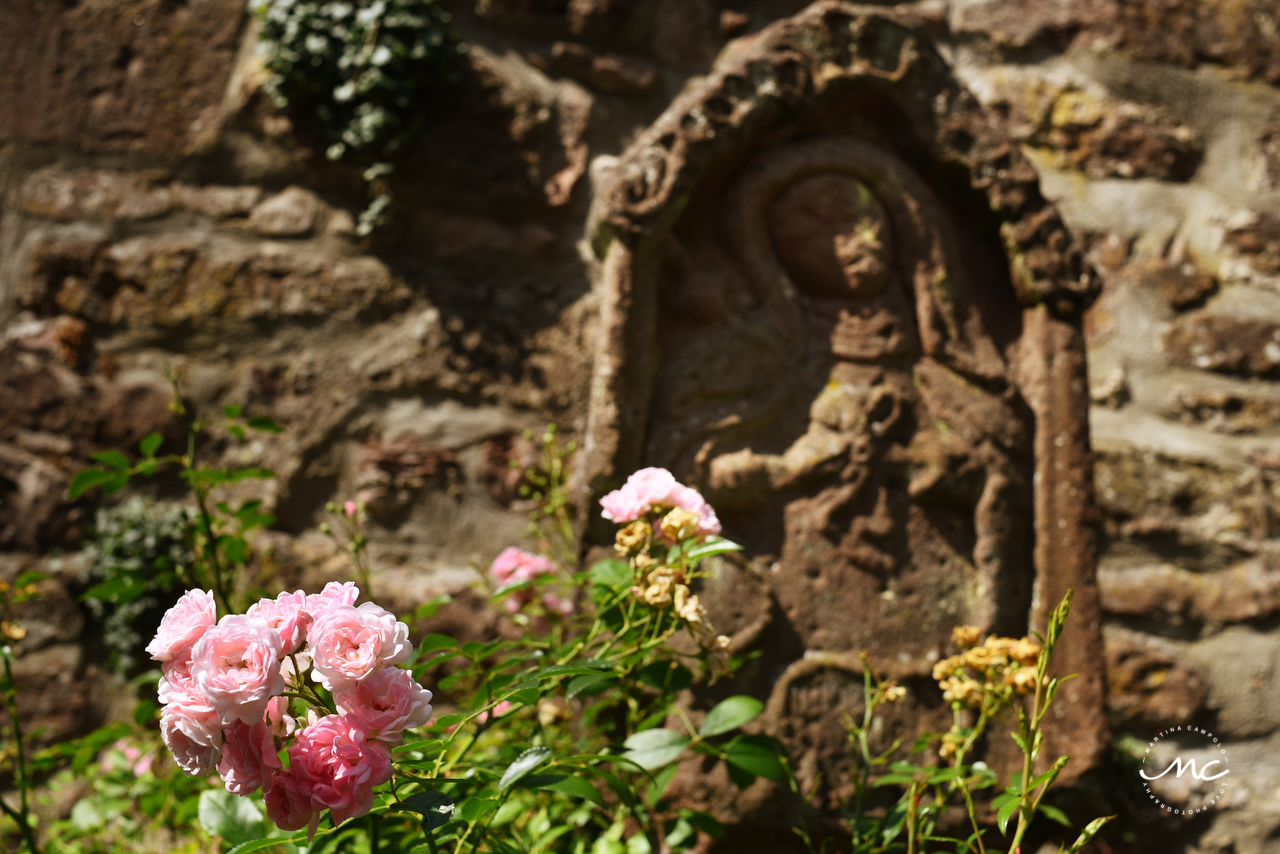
[[583, 0, 1106, 806]]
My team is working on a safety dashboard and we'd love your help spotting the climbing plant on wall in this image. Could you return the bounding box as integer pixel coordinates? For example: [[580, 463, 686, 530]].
[[252, 0, 463, 234]]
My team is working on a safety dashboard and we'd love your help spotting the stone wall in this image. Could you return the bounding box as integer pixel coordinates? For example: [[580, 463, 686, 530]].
[[2, 1, 1280, 851]]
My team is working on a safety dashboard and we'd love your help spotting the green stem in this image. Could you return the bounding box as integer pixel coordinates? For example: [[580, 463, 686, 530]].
[[187, 428, 231, 615], [2, 657, 40, 854], [956, 776, 987, 854], [1009, 678, 1047, 852]]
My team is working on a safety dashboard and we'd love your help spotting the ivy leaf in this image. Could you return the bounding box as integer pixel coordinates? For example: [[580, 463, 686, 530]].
[[498, 746, 552, 792], [699, 695, 763, 737]]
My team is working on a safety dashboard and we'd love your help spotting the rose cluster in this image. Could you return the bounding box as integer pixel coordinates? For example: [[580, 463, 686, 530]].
[[601, 468, 733, 680], [600, 467, 721, 536], [489, 547, 573, 617], [147, 583, 433, 835]]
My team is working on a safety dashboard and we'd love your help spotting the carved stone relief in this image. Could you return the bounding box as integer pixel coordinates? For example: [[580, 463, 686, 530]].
[[583, 0, 1106, 811]]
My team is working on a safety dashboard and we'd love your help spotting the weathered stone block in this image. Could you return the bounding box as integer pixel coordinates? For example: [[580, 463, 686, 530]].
[[1164, 311, 1280, 378]]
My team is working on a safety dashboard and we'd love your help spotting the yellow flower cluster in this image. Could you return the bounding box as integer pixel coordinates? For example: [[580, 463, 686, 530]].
[[616, 509, 733, 681], [931, 626, 1042, 709]]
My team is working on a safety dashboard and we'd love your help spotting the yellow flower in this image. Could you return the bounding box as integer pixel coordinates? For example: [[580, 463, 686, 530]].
[[660, 507, 702, 542], [941, 676, 981, 707], [708, 634, 733, 681], [615, 521, 650, 555], [1007, 666, 1039, 694], [882, 684, 907, 704], [1010, 638, 1041, 667], [673, 584, 706, 626], [932, 655, 966, 682], [1, 621, 26, 642], [952, 625, 982, 650]]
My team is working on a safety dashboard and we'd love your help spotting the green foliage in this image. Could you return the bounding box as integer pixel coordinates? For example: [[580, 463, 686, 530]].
[[252, 0, 463, 234], [79, 497, 192, 673]]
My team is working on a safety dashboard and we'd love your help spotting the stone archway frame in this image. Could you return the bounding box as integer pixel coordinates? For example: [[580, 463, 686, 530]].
[[582, 1, 1106, 781]]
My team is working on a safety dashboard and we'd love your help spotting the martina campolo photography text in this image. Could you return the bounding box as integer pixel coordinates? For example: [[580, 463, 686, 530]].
[[2, 1, 1280, 854]]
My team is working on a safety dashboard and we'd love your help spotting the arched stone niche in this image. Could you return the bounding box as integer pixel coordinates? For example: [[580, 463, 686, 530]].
[[583, 1, 1106, 796]]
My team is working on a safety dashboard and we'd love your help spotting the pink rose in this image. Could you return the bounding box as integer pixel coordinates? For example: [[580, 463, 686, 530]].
[[489, 547, 555, 586], [599, 468, 721, 534], [542, 593, 575, 617], [264, 770, 315, 832], [477, 699, 514, 724], [157, 649, 199, 705], [334, 668, 434, 743], [219, 720, 282, 796], [288, 715, 392, 825], [146, 589, 217, 662], [160, 699, 223, 777], [305, 581, 359, 618], [309, 602, 411, 692], [246, 590, 312, 656], [190, 613, 286, 726]]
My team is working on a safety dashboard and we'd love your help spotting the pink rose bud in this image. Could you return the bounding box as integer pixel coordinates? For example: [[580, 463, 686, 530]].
[[246, 590, 313, 656], [344, 501, 358, 517], [189, 613, 286, 726], [146, 589, 217, 662], [334, 668, 434, 743], [309, 602, 411, 692], [288, 715, 392, 826], [218, 720, 282, 796], [478, 699, 514, 724], [160, 699, 223, 777], [265, 696, 297, 739]]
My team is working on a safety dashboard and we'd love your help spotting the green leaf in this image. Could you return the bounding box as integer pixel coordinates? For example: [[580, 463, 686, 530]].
[[623, 729, 690, 771], [699, 695, 763, 737], [393, 790, 455, 831], [568, 673, 616, 699], [724, 735, 786, 782], [996, 796, 1021, 834], [685, 537, 743, 562], [1038, 803, 1071, 827], [139, 433, 163, 457], [874, 773, 920, 788], [458, 798, 498, 823], [226, 838, 298, 854], [498, 746, 552, 792], [420, 634, 457, 653], [681, 809, 725, 840], [589, 559, 632, 597], [665, 818, 695, 851], [637, 661, 693, 694], [1065, 815, 1114, 853], [541, 774, 605, 807], [223, 404, 243, 418], [248, 416, 284, 433], [92, 450, 131, 470], [645, 762, 680, 805], [133, 700, 160, 725], [434, 713, 465, 728], [537, 661, 616, 679], [198, 789, 264, 846], [68, 468, 113, 499]]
